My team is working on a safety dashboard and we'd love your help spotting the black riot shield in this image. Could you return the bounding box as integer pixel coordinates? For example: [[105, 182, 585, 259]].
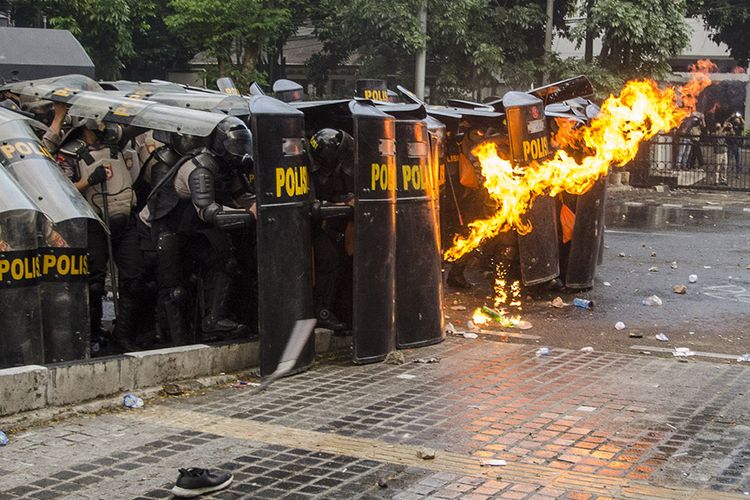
[[350, 101, 397, 363], [0, 168, 44, 368], [249, 95, 315, 377], [503, 92, 559, 286], [565, 177, 607, 289], [517, 196, 560, 285], [0, 110, 100, 362], [395, 119, 444, 348]]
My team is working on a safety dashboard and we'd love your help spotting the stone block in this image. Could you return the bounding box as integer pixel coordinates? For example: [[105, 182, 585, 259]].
[[0, 365, 48, 416]]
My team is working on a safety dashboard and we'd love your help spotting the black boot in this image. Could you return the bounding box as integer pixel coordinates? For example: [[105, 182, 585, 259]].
[[111, 288, 140, 352], [163, 287, 193, 346], [316, 308, 346, 331], [202, 273, 247, 339], [446, 261, 471, 289]]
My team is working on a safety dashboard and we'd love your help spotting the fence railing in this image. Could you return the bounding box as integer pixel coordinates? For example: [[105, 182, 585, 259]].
[[628, 133, 750, 191]]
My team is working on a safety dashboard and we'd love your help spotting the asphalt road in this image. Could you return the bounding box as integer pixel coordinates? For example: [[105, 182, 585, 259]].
[[444, 188, 750, 362]]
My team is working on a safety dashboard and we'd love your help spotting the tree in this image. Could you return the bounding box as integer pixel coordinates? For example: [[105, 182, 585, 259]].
[[166, 0, 292, 88], [308, 0, 574, 100], [1, 0, 143, 80], [688, 0, 750, 67], [571, 0, 690, 78]]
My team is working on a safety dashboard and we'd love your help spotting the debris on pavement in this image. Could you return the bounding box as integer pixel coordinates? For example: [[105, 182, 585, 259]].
[[417, 448, 436, 460], [123, 393, 144, 409], [738, 354, 750, 363], [232, 380, 260, 389], [463, 332, 478, 339], [673, 347, 695, 358], [655, 333, 669, 342], [703, 266, 712, 269], [163, 384, 184, 396], [580, 346, 594, 353], [396, 374, 417, 380], [629, 332, 643, 338], [480, 459, 507, 467], [536, 347, 551, 357], [450, 305, 466, 311], [414, 357, 440, 364], [572, 298, 594, 309], [445, 322, 456, 335], [603, 281, 612, 287], [0, 431, 8, 446], [516, 320, 533, 330], [651, 251, 657, 257], [642, 295, 663, 306], [377, 478, 388, 488], [618, 252, 626, 257], [615, 321, 626, 330], [673, 284, 687, 294], [551, 296, 568, 308], [385, 351, 406, 365], [649, 266, 659, 272], [689, 274, 698, 283], [671, 261, 678, 269]]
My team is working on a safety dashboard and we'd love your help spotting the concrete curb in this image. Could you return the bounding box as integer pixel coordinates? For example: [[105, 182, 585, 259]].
[[0, 330, 351, 426]]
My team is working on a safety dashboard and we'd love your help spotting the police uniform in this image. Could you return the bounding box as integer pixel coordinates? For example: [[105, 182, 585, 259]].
[[147, 118, 254, 345], [309, 128, 355, 330], [53, 129, 145, 351]]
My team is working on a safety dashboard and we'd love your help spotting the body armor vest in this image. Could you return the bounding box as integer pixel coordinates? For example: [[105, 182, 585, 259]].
[[147, 147, 183, 222], [61, 139, 135, 219]]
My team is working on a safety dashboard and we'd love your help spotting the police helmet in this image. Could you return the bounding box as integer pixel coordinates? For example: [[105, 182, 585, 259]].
[[309, 128, 353, 173], [212, 117, 253, 169], [162, 131, 207, 155]]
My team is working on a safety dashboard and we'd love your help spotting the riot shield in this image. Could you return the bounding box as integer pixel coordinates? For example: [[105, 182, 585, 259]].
[[517, 195, 560, 285], [503, 92, 559, 285], [350, 101, 397, 363], [0, 111, 99, 362], [395, 119, 443, 348], [249, 95, 315, 377], [565, 177, 607, 289], [0, 168, 44, 368]]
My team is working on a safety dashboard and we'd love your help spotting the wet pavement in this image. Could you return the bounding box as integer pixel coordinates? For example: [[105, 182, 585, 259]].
[[445, 189, 750, 361], [0, 338, 748, 499]]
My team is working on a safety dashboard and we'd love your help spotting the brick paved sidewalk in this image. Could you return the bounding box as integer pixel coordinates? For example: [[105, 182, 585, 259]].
[[0, 338, 748, 499]]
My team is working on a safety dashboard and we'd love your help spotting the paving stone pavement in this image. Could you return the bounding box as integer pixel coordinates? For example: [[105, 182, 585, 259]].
[[0, 337, 748, 499]]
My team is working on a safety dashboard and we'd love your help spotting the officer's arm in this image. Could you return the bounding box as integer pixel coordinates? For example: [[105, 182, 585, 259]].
[[42, 103, 67, 153], [188, 167, 255, 229]]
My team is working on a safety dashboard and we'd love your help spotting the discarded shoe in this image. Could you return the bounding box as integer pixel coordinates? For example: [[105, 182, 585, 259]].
[[171, 468, 233, 498]]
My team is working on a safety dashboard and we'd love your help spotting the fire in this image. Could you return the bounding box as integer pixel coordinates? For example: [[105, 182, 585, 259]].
[[681, 59, 717, 112], [445, 67, 714, 262]]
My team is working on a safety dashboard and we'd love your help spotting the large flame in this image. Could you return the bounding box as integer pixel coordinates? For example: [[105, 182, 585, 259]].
[[445, 67, 714, 262]]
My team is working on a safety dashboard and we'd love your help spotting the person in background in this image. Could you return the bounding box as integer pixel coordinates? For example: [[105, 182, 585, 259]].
[[724, 112, 745, 172], [713, 122, 729, 185]]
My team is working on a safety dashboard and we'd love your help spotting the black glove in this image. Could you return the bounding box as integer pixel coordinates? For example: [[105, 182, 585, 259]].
[[87, 165, 108, 186]]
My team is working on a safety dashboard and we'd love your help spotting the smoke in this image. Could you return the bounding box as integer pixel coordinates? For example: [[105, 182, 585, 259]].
[[697, 81, 746, 126]]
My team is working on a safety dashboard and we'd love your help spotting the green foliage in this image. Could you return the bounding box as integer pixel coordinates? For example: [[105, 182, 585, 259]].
[[573, 0, 690, 78], [308, 0, 575, 100], [2, 0, 143, 80], [166, 0, 292, 88], [688, 0, 750, 67]]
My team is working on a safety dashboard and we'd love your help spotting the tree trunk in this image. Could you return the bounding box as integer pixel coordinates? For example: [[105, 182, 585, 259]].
[[584, 0, 594, 63], [242, 42, 259, 75]]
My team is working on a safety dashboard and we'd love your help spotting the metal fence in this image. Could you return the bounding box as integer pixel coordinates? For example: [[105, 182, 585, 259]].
[[629, 133, 750, 191]]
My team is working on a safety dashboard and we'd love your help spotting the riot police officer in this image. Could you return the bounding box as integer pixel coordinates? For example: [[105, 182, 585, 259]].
[[45, 105, 145, 352], [147, 117, 255, 345], [309, 128, 355, 331]]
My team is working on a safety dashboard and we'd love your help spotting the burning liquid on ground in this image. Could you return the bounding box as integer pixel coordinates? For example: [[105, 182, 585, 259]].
[[449, 62, 715, 316], [471, 263, 531, 331]]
